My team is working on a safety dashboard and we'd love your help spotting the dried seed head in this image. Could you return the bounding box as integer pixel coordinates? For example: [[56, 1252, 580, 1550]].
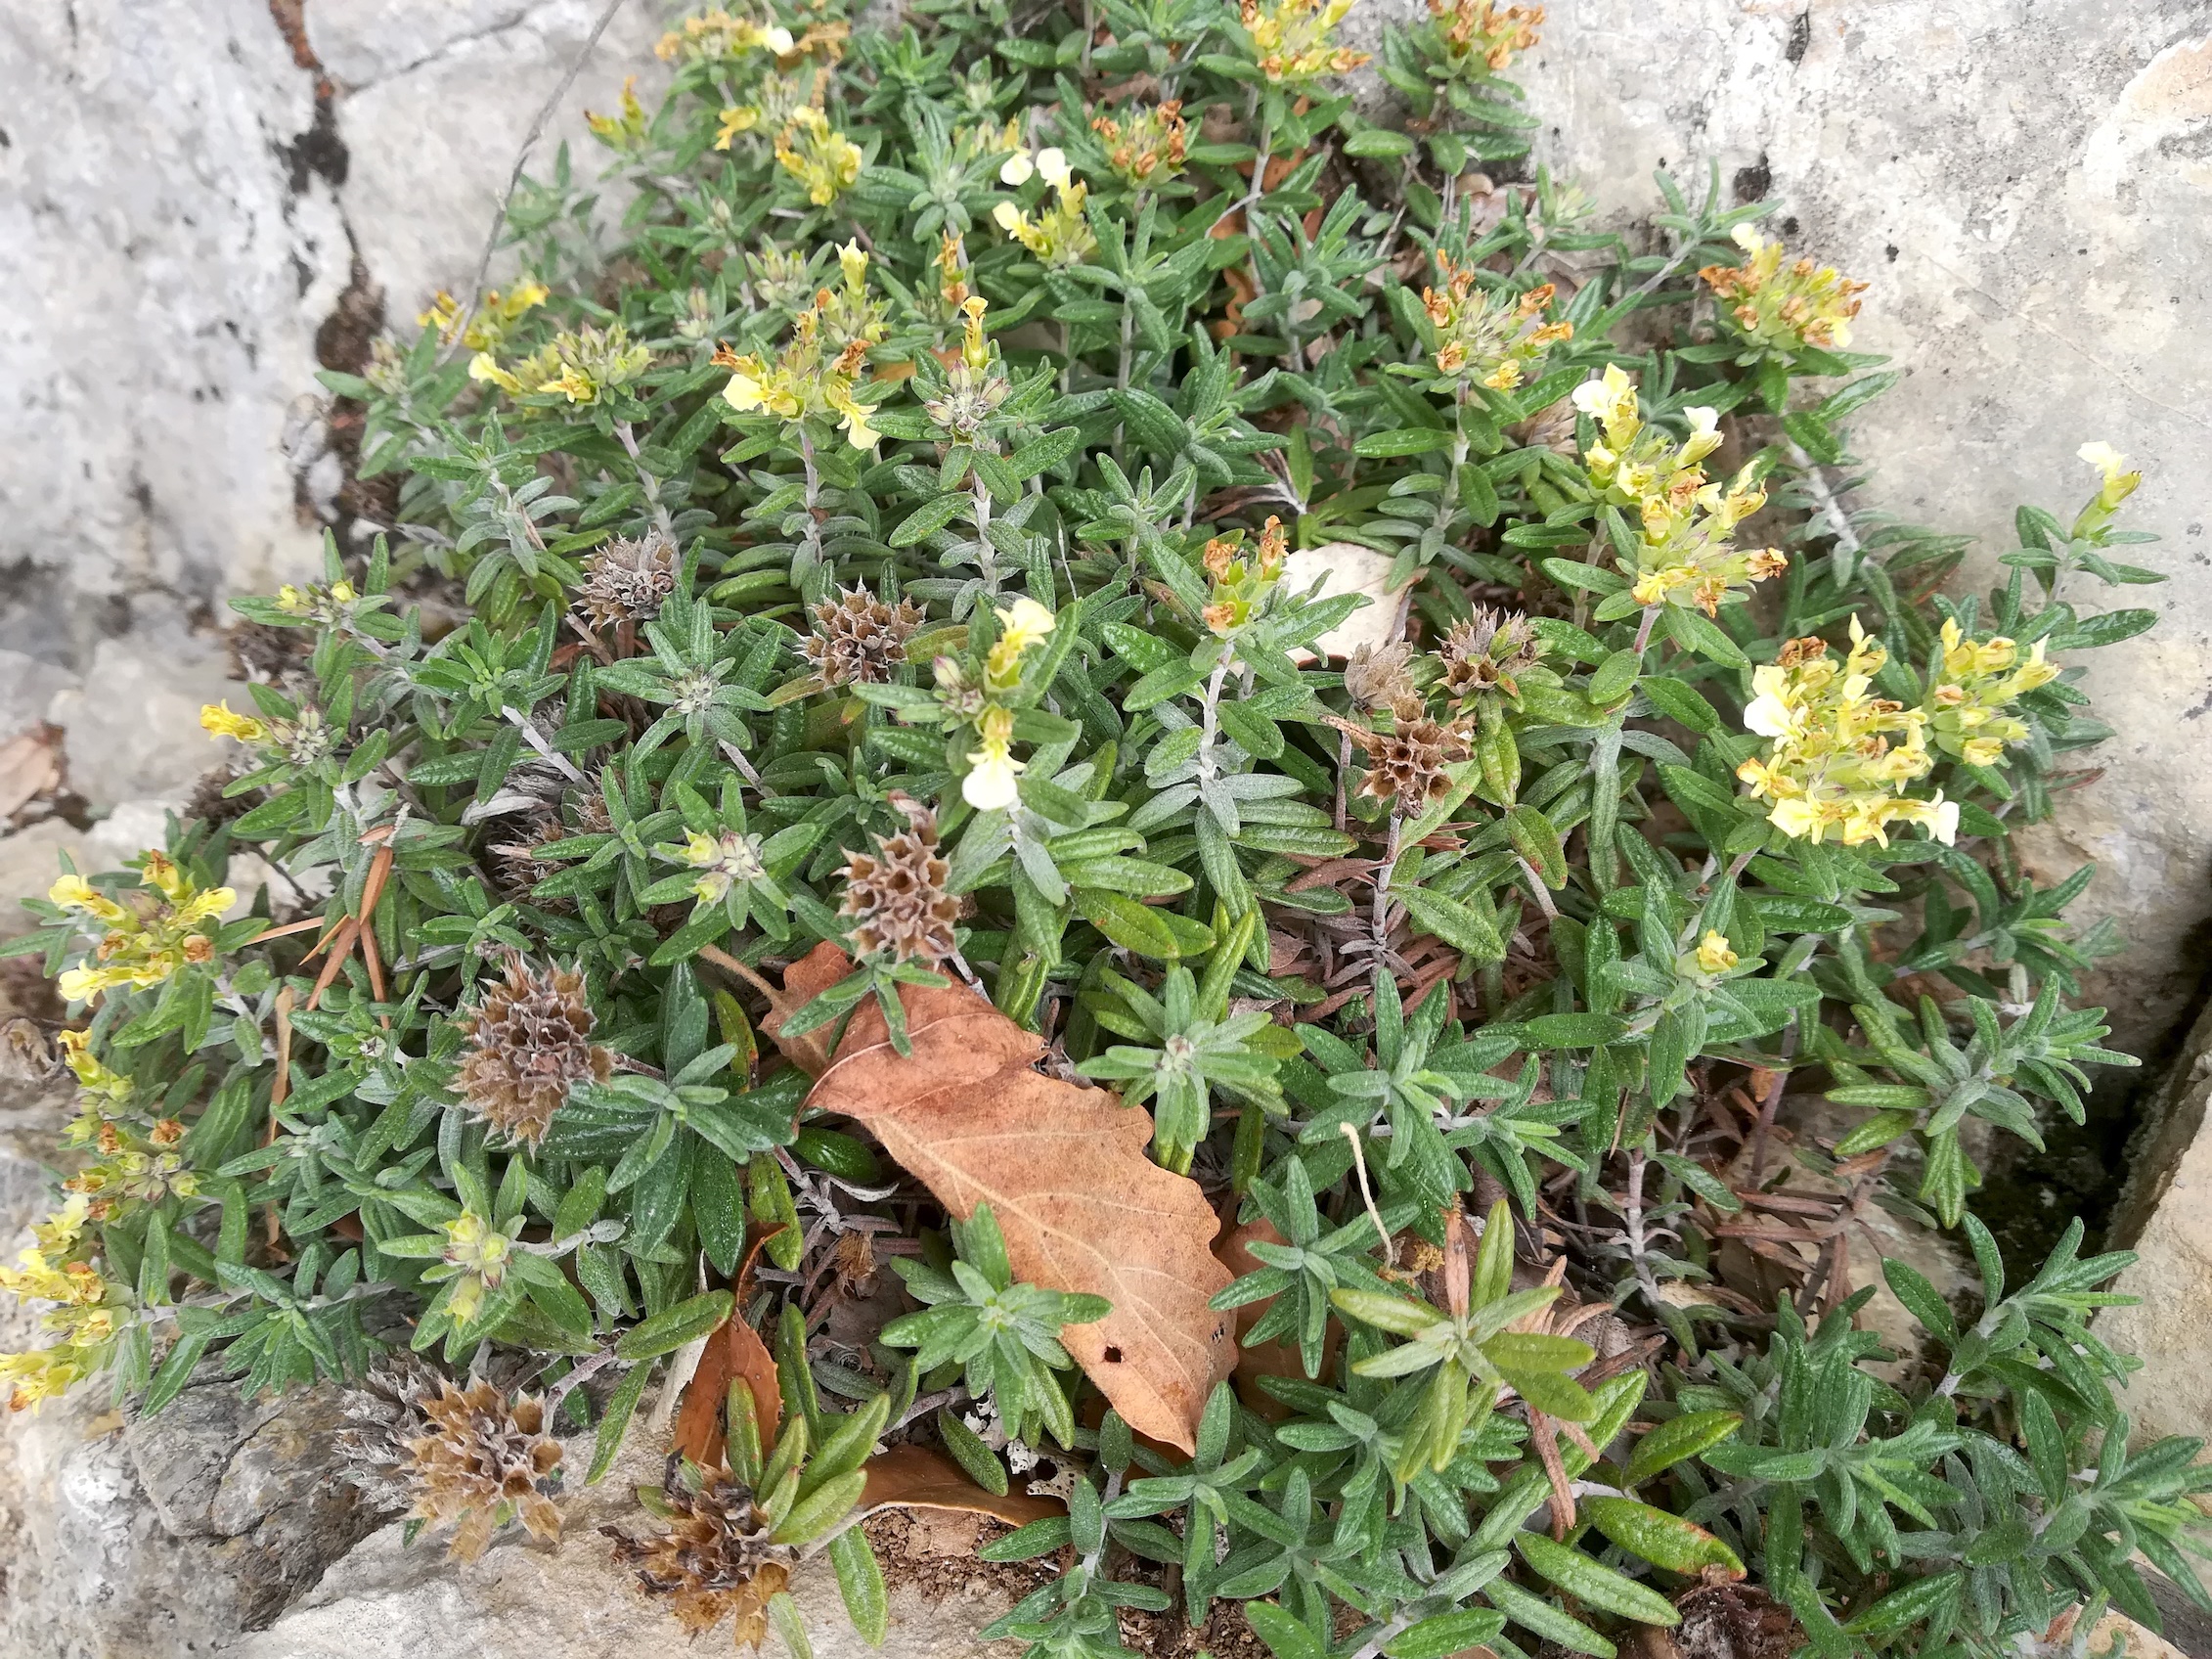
[[830, 1229, 878, 1296], [604, 1461, 799, 1645], [801, 585, 923, 688], [457, 955, 613, 1146], [1438, 605, 1542, 699], [1343, 640, 1416, 713], [406, 1379, 563, 1560], [487, 815, 566, 901], [839, 796, 959, 967], [578, 531, 679, 628], [336, 1353, 445, 1514], [1353, 706, 1472, 811]]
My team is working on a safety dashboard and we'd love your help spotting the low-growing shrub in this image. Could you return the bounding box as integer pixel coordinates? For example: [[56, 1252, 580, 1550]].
[[8, 1, 2206, 1655]]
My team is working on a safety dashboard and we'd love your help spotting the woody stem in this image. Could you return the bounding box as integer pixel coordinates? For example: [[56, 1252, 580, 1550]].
[[1633, 604, 1661, 656]]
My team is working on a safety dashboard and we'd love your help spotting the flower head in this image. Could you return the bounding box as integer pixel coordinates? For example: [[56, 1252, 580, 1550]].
[[605, 1462, 799, 1645], [802, 585, 923, 687], [774, 107, 863, 205], [1238, 0, 1371, 82], [455, 956, 613, 1146], [1090, 103, 1189, 187], [995, 171, 1096, 268], [576, 531, 679, 629], [405, 1380, 563, 1561], [717, 261, 887, 450], [1423, 262, 1571, 388], [2078, 440, 2141, 514], [840, 796, 960, 964], [1694, 930, 1739, 975], [1700, 225, 1867, 354], [1428, 0, 1544, 72], [1576, 363, 1784, 616], [199, 701, 269, 744]]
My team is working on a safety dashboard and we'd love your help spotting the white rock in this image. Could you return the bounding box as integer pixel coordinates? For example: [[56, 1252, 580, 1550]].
[[1281, 541, 1411, 664], [0, 821, 90, 939], [327, 0, 669, 321], [48, 626, 238, 811]]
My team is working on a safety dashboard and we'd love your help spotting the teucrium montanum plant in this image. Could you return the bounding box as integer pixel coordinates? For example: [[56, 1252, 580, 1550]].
[[2, 4, 2201, 1658]]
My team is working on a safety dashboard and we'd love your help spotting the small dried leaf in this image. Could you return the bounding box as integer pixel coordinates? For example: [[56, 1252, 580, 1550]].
[[675, 1309, 780, 1471], [857, 1446, 1061, 1526]]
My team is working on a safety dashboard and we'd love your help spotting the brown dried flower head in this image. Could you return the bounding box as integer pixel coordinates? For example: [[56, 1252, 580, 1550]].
[[457, 955, 613, 1145], [407, 1379, 563, 1560], [1438, 605, 1543, 699], [604, 1459, 799, 1646], [1351, 698, 1472, 810], [578, 530, 679, 628], [336, 1353, 444, 1515], [801, 584, 923, 688], [839, 794, 959, 967], [1342, 640, 1416, 713]]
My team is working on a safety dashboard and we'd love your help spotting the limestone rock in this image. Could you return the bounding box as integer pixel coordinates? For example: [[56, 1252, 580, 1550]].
[[318, 0, 670, 321], [48, 624, 241, 811], [234, 1435, 1026, 1659], [0, 820, 89, 939], [2100, 999, 2212, 1445], [0, 0, 340, 652]]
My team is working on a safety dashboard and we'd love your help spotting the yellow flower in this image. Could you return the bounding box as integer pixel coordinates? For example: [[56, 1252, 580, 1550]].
[[984, 598, 1055, 690], [1238, 0, 1372, 81], [995, 597, 1056, 655], [199, 700, 268, 744], [995, 179, 1097, 268], [1695, 930, 1739, 974], [964, 705, 1024, 812], [48, 874, 122, 922], [774, 108, 863, 205], [1769, 797, 1823, 840], [715, 105, 762, 149], [1699, 225, 1867, 353], [2078, 440, 2141, 513]]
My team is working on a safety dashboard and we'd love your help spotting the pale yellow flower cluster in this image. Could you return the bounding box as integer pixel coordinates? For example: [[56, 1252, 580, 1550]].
[[956, 599, 1057, 811], [774, 106, 863, 205], [678, 828, 768, 909], [1428, 0, 1544, 72], [49, 851, 234, 1004], [57, 1028, 132, 1107], [1925, 618, 2058, 768], [201, 699, 332, 769], [1238, 0, 1372, 82], [417, 281, 549, 353], [1200, 516, 1291, 639], [0, 1195, 113, 1412], [994, 152, 1096, 269], [1734, 621, 1954, 848], [438, 1210, 514, 1326], [1090, 101, 1190, 188], [719, 242, 887, 448], [1573, 363, 1785, 615], [1699, 225, 1868, 354], [920, 296, 1013, 442], [1423, 261, 1571, 389], [656, 8, 793, 61], [1693, 929, 1739, 975], [585, 76, 651, 152], [470, 322, 652, 406]]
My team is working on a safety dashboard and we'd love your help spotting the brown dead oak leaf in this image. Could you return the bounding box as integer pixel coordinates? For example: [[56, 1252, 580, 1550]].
[[857, 1446, 1062, 1529], [774, 943, 1235, 1456]]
